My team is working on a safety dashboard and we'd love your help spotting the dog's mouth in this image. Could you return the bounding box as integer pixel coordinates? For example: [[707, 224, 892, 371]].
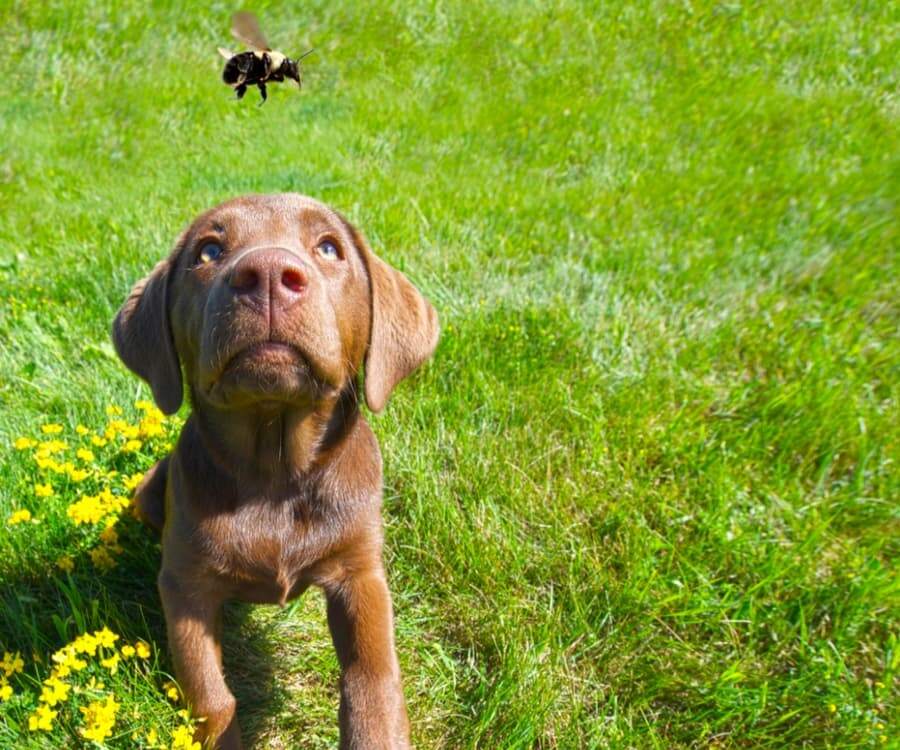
[[227, 341, 304, 369], [220, 339, 316, 386], [202, 338, 331, 408]]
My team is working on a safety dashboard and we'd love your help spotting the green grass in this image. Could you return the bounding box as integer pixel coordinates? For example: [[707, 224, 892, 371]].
[[1, 0, 897, 747]]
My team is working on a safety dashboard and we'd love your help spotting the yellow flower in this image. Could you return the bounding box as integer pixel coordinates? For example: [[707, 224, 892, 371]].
[[68, 495, 106, 525], [56, 555, 75, 572], [105, 488, 129, 513], [35, 456, 62, 472], [13, 437, 38, 450], [106, 405, 123, 416], [70, 488, 127, 526], [50, 643, 87, 674], [8, 509, 32, 525], [164, 681, 180, 701], [38, 439, 68, 454], [171, 724, 201, 750], [41, 423, 64, 434], [105, 419, 138, 440], [72, 633, 100, 656], [1, 651, 24, 677], [135, 641, 151, 659], [100, 653, 120, 673], [28, 704, 58, 732], [123, 439, 143, 452], [146, 728, 159, 744], [139, 418, 165, 438], [79, 695, 120, 742], [76, 425, 90, 435], [123, 472, 145, 491], [39, 676, 71, 706], [68, 468, 90, 482], [94, 627, 119, 649], [91, 435, 108, 447], [76, 448, 95, 462], [34, 483, 54, 498], [90, 546, 117, 571], [0, 680, 12, 702], [120, 644, 136, 659]]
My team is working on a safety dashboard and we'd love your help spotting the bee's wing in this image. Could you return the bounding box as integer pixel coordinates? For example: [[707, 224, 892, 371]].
[[231, 11, 270, 51], [217, 47, 235, 59]]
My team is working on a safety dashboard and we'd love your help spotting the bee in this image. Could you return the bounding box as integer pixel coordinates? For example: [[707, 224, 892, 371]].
[[218, 11, 314, 104]]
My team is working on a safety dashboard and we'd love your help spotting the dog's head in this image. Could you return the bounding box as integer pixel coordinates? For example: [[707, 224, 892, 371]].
[[113, 194, 439, 415]]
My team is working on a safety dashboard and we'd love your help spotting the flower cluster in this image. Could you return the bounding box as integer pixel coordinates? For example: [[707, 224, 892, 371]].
[[1, 405, 204, 747], [80, 694, 121, 742], [7, 509, 32, 525], [68, 488, 131, 526], [7, 401, 180, 572], [2, 628, 198, 748], [27, 626, 129, 738], [171, 724, 202, 749], [1, 650, 24, 703]]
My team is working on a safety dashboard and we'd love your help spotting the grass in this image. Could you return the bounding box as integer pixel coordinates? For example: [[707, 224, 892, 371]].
[[0, 0, 897, 747]]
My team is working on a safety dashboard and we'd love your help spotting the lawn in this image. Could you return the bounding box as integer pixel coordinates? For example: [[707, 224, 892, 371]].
[[0, 0, 897, 747]]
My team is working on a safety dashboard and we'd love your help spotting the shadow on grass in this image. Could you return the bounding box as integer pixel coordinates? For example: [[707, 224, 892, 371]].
[[222, 601, 289, 748], [0, 518, 287, 749]]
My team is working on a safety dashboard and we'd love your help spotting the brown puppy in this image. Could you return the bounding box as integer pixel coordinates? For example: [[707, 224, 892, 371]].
[[112, 194, 439, 749]]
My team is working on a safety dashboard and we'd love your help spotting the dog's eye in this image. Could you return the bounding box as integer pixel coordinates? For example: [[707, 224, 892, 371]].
[[316, 240, 340, 260], [198, 243, 223, 264]]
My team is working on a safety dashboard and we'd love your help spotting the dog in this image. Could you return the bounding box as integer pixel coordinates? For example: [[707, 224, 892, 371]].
[[112, 194, 439, 749]]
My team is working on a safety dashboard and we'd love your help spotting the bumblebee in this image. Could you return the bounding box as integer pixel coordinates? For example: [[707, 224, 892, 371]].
[[218, 11, 313, 104]]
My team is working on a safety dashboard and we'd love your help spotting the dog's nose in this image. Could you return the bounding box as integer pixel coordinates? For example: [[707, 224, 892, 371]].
[[228, 248, 308, 308]]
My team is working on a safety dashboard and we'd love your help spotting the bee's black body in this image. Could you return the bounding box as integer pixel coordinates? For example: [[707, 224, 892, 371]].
[[218, 12, 312, 104], [221, 50, 301, 103]]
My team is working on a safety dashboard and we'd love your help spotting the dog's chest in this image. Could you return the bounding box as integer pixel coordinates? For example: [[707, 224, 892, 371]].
[[197, 499, 333, 604]]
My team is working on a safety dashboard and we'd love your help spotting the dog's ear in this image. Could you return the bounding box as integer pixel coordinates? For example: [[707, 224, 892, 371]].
[[112, 254, 183, 415], [344, 220, 439, 413]]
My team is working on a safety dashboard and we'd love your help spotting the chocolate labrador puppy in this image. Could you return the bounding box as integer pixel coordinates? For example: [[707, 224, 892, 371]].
[[112, 194, 439, 749]]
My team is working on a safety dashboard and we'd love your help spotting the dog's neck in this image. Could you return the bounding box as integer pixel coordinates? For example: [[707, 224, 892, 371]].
[[188, 383, 361, 484]]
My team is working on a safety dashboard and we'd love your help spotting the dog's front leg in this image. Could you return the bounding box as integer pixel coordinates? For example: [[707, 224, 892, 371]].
[[159, 572, 242, 750], [325, 568, 410, 750]]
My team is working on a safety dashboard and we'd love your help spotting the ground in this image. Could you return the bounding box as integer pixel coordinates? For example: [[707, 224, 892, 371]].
[[0, 1, 897, 747]]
